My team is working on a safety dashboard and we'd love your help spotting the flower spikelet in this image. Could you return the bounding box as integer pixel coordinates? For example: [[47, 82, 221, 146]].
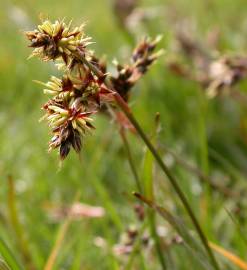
[[35, 75, 74, 98], [110, 36, 162, 101], [35, 69, 111, 159], [26, 19, 92, 63], [42, 99, 96, 160]]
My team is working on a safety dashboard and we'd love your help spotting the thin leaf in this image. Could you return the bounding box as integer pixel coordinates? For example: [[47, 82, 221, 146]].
[[0, 237, 23, 270], [225, 208, 247, 248], [141, 112, 166, 269], [7, 176, 35, 269], [43, 192, 80, 270], [0, 259, 11, 270], [210, 242, 247, 270]]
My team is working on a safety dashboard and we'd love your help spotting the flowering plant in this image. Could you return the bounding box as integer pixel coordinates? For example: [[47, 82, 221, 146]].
[[25, 19, 220, 269], [26, 19, 161, 159]]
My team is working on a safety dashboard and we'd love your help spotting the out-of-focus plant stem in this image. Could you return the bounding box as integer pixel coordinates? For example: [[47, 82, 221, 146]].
[[142, 113, 167, 270], [7, 176, 35, 270], [160, 144, 238, 198], [43, 192, 80, 270], [120, 129, 142, 193]]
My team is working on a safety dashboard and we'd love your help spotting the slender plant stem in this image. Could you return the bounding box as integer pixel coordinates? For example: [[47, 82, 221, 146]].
[[44, 192, 80, 270], [120, 129, 166, 269], [44, 218, 71, 270], [120, 129, 142, 193], [7, 176, 35, 270], [77, 53, 220, 270], [149, 212, 167, 270], [0, 236, 24, 270]]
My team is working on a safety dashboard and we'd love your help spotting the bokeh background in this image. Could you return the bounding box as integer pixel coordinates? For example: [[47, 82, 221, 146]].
[[0, 0, 247, 269]]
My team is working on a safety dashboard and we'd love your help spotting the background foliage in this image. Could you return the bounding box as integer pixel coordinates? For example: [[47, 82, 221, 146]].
[[0, 0, 247, 269]]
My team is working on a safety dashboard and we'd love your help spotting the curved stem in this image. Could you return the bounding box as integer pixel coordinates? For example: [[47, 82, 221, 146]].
[[114, 93, 220, 270], [77, 54, 220, 270]]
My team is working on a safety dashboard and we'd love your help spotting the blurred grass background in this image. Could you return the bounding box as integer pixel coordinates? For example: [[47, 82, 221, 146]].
[[0, 0, 247, 269]]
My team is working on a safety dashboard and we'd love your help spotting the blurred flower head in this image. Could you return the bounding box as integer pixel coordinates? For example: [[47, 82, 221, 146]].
[[207, 56, 247, 97], [168, 31, 247, 98]]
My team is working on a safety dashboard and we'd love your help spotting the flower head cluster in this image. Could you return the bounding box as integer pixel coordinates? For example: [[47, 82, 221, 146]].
[[37, 69, 110, 159], [26, 19, 92, 63], [26, 19, 161, 160]]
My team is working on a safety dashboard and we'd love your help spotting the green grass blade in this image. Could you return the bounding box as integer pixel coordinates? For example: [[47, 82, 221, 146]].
[[0, 259, 11, 270], [0, 237, 23, 270], [141, 114, 167, 269]]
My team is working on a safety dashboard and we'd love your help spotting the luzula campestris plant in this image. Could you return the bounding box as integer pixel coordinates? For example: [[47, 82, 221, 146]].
[[25, 19, 161, 159], [26, 19, 220, 269]]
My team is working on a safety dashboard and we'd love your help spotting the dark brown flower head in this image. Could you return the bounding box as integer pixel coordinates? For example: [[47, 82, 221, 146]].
[[132, 36, 163, 73], [35, 68, 112, 160], [111, 36, 163, 101], [42, 100, 96, 159], [89, 55, 107, 74], [26, 20, 92, 62], [110, 64, 134, 101]]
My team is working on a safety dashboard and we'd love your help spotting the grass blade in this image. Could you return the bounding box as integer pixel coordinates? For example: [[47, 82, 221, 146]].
[[0, 237, 23, 270], [120, 129, 142, 193], [44, 192, 80, 270], [0, 259, 11, 270], [209, 242, 247, 270], [7, 176, 35, 270], [141, 113, 167, 269], [225, 208, 247, 248]]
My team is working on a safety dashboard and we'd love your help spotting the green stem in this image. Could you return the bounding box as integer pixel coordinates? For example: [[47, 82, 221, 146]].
[[114, 93, 220, 270], [120, 129, 142, 193], [7, 176, 35, 270], [120, 129, 166, 269], [0, 237, 24, 270], [77, 54, 220, 270], [44, 192, 80, 270], [148, 210, 167, 270]]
